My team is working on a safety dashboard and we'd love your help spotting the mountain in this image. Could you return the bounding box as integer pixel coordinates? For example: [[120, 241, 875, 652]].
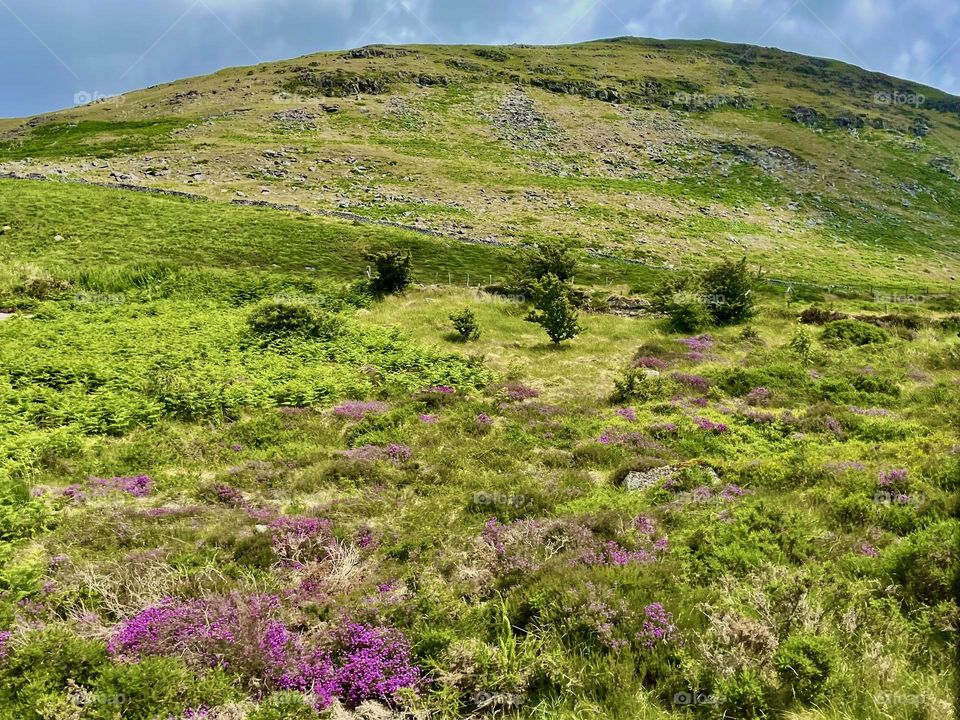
[[2, 37, 959, 286]]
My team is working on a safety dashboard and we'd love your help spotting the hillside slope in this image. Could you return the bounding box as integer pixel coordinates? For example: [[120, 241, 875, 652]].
[[2, 37, 960, 286]]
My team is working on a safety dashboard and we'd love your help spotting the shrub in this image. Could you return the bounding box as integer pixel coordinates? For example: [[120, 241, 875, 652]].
[[611, 367, 671, 403], [799, 306, 847, 325], [516, 240, 579, 284], [366, 248, 412, 295], [649, 274, 712, 333], [0, 627, 108, 717], [525, 273, 581, 345], [773, 633, 841, 704], [821, 319, 889, 348], [449, 308, 480, 341], [247, 299, 343, 339], [90, 658, 238, 720], [700, 257, 757, 325]]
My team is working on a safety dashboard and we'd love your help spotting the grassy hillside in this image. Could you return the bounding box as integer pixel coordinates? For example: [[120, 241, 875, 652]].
[[1, 38, 959, 285], [0, 38, 957, 720]]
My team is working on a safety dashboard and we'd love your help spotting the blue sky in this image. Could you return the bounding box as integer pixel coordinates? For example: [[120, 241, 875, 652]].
[[1, 0, 958, 118]]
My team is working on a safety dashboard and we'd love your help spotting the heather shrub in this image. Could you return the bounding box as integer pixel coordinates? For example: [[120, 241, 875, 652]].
[[366, 248, 412, 295], [247, 299, 343, 339], [821, 319, 889, 348], [449, 308, 480, 341], [773, 633, 842, 704]]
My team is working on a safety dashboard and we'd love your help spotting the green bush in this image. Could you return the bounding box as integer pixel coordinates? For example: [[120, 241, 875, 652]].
[[0, 627, 108, 719], [611, 366, 672, 403], [366, 248, 412, 295], [880, 520, 959, 607], [700, 257, 757, 325], [649, 274, 712, 333], [247, 299, 343, 339], [449, 308, 481, 341], [516, 240, 579, 284], [525, 273, 581, 345], [250, 693, 320, 719], [90, 658, 238, 720], [821, 319, 889, 348], [773, 633, 841, 704]]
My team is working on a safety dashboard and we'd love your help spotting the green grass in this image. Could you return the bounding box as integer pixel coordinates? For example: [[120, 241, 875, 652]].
[[0, 119, 193, 160]]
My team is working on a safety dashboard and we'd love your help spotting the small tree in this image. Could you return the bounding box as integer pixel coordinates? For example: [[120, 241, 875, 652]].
[[525, 273, 581, 345], [700, 257, 757, 325], [449, 308, 481, 341], [516, 240, 579, 285], [366, 248, 412, 295]]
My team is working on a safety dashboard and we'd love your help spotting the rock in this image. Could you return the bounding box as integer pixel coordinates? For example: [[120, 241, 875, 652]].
[[789, 106, 819, 126], [54, 234, 64, 241], [1, 225, 10, 233], [235, 191, 246, 198], [624, 465, 675, 491]]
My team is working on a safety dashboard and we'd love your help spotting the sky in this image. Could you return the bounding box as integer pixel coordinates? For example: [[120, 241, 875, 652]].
[[1, 0, 958, 118]]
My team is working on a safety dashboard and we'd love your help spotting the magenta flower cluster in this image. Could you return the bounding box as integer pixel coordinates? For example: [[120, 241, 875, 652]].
[[878, 468, 908, 488], [693, 416, 728, 433], [0, 630, 12, 660], [672, 373, 711, 394], [90, 475, 153, 497], [333, 401, 389, 421], [679, 334, 714, 352], [633, 356, 669, 371], [270, 516, 334, 565], [503, 382, 540, 402], [637, 603, 677, 648], [109, 595, 420, 708], [616, 407, 637, 422], [744, 386, 772, 406], [648, 422, 679, 437]]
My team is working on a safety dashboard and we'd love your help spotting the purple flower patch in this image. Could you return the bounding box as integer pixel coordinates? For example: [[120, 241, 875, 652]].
[[693, 417, 728, 433], [90, 475, 153, 497], [333, 401, 389, 421]]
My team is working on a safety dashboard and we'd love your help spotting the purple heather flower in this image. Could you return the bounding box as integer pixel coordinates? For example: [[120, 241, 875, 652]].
[[637, 603, 677, 648], [0, 631, 12, 660], [90, 475, 153, 497], [744, 386, 772, 406], [860, 543, 879, 557], [878, 468, 908, 488], [617, 407, 637, 422], [720, 484, 747, 500], [633, 356, 669, 370], [503, 382, 540, 402], [418, 414, 439, 424], [634, 516, 655, 535], [649, 421, 678, 437], [333, 401, 389, 421], [693, 416, 727, 433], [385, 444, 412, 462], [672, 372, 711, 394], [679, 334, 714, 352], [475, 413, 493, 426]]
